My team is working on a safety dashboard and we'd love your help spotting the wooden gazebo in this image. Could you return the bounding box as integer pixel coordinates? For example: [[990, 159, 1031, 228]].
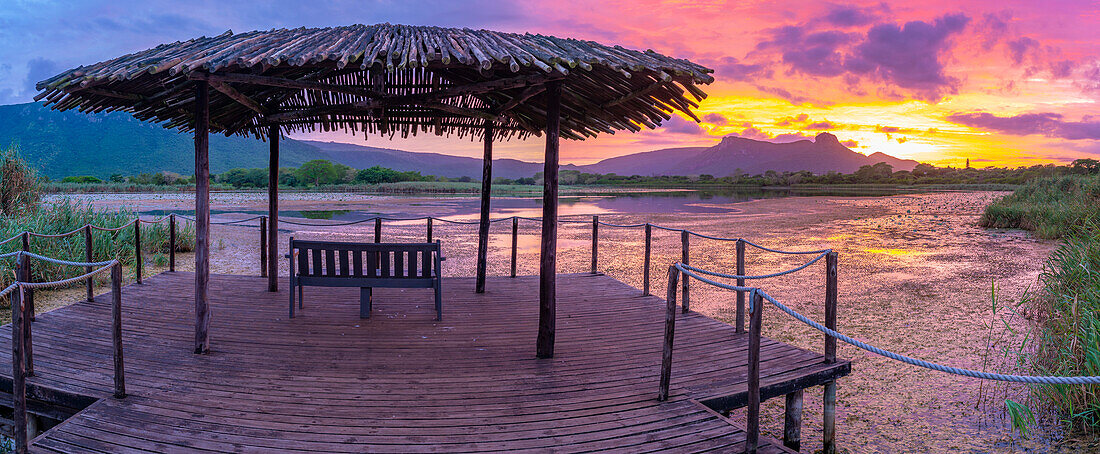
[[35, 24, 713, 358]]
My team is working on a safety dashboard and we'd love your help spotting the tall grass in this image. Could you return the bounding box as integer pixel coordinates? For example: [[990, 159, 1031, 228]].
[[980, 174, 1100, 238], [0, 199, 195, 300], [981, 174, 1100, 434]]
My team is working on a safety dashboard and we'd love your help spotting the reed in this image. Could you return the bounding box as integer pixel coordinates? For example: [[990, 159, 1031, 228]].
[[0, 199, 195, 299], [982, 174, 1100, 433]]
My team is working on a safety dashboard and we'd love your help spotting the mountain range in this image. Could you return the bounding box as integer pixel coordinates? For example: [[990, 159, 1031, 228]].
[[0, 102, 918, 179]]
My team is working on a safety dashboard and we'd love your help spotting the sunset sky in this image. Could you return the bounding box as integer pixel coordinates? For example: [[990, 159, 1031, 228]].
[[0, 0, 1097, 167]]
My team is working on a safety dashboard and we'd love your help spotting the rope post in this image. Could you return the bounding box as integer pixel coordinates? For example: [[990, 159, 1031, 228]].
[[658, 265, 680, 401], [642, 223, 652, 296], [680, 230, 689, 313], [11, 284, 27, 454], [20, 232, 34, 321], [736, 239, 746, 333], [84, 225, 94, 301], [426, 217, 433, 243], [16, 253, 33, 377], [510, 216, 518, 278], [746, 290, 764, 454], [374, 218, 381, 243], [259, 216, 268, 278], [823, 250, 838, 454], [111, 262, 126, 399], [168, 214, 176, 272], [825, 251, 838, 362], [134, 220, 142, 284], [590, 215, 598, 274], [784, 389, 804, 451]]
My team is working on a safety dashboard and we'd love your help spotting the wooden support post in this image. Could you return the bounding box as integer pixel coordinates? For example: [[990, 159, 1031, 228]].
[[590, 216, 598, 274], [823, 250, 839, 454], [85, 225, 94, 301], [825, 251, 838, 362], [11, 281, 27, 454], [824, 381, 837, 454], [134, 220, 142, 284], [16, 253, 32, 376], [643, 223, 652, 296], [193, 80, 211, 355], [536, 81, 561, 359], [680, 230, 689, 313], [475, 120, 493, 294], [736, 239, 746, 333], [168, 215, 176, 272], [746, 291, 764, 454], [374, 218, 382, 243], [267, 125, 279, 292], [426, 217, 433, 242], [20, 232, 33, 321], [260, 216, 268, 277], [111, 263, 126, 398], [658, 265, 679, 401], [510, 216, 518, 278], [784, 390, 804, 451]]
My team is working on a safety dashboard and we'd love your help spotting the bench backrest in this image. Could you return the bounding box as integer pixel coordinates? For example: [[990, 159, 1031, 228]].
[[291, 239, 441, 279]]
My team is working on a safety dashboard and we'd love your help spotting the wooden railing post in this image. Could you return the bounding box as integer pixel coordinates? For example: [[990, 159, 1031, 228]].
[[784, 389, 804, 451], [374, 217, 382, 243], [823, 250, 838, 454], [168, 214, 176, 272], [590, 215, 598, 274], [259, 216, 268, 278], [736, 239, 746, 333], [11, 281, 27, 454], [658, 265, 680, 401], [85, 225, 94, 301], [20, 232, 33, 321], [643, 223, 652, 296], [134, 220, 142, 284], [111, 262, 126, 398], [510, 217, 518, 278], [426, 217, 433, 243], [680, 230, 689, 313], [746, 290, 764, 454], [16, 253, 32, 376]]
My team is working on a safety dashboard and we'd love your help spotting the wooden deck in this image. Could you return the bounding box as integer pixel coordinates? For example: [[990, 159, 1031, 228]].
[[0, 272, 848, 453]]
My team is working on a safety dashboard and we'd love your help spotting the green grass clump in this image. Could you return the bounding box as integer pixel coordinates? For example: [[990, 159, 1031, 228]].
[[980, 174, 1100, 238], [982, 174, 1100, 434], [0, 199, 195, 299]]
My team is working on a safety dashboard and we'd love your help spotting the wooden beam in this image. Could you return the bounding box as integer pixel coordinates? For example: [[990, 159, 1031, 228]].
[[475, 120, 493, 294], [267, 125, 280, 293], [189, 72, 385, 98], [193, 81, 211, 355], [536, 81, 561, 359], [208, 80, 268, 116], [495, 85, 545, 113], [602, 82, 663, 108], [265, 73, 563, 123]]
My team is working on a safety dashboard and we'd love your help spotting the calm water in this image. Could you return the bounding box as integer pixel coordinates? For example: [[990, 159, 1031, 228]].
[[142, 187, 916, 220]]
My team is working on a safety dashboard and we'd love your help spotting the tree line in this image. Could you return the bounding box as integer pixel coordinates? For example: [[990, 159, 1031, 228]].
[[53, 158, 1100, 189]]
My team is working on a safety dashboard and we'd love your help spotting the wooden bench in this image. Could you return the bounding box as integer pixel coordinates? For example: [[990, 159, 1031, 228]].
[[287, 238, 445, 320]]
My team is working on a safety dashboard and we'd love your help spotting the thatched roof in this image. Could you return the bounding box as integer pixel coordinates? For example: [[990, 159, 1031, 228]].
[[35, 24, 713, 141]]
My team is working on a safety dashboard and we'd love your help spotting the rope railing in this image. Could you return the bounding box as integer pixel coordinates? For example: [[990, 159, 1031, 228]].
[[3, 251, 127, 453], [678, 252, 829, 280]]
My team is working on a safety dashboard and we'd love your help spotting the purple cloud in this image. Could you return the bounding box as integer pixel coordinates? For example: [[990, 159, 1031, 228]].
[[775, 114, 809, 126], [712, 56, 772, 80], [824, 4, 880, 27], [805, 121, 835, 130], [1007, 37, 1039, 65], [844, 13, 970, 101], [703, 113, 728, 126], [946, 112, 1100, 140], [841, 139, 859, 147], [658, 116, 706, 135]]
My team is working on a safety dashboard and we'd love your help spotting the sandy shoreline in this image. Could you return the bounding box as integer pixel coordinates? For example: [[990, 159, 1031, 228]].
[[30, 190, 1062, 452]]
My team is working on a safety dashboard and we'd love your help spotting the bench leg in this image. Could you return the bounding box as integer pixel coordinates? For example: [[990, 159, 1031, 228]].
[[360, 287, 372, 319], [289, 282, 295, 318], [435, 282, 442, 321], [298, 284, 303, 309]]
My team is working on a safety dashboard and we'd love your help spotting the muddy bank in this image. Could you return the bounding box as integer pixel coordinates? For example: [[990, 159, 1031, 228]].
[[38, 191, 1057, 453]]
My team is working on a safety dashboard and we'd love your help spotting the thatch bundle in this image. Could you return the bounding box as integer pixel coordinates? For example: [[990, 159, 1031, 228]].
[[35, 24, 713, 141]]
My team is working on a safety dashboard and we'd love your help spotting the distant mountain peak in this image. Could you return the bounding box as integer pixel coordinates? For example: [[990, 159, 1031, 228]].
[[814, 132, 841, 146]]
